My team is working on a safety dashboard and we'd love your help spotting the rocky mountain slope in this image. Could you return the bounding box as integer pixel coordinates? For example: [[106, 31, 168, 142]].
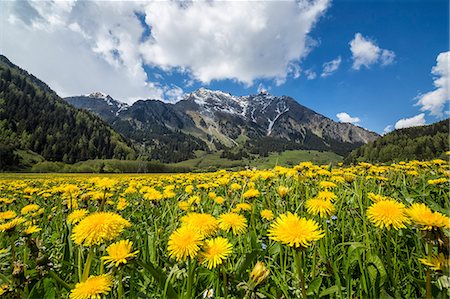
[[65, 88, 379, 161]]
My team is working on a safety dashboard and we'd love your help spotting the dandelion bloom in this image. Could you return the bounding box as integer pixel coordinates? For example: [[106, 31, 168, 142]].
[[407, 203, 450, 230], [201, 237, 233, 269], [71, 212, 131, 246], [168, 225, 203, 261], [367, 192, 390, 203], [70, 274, 113, 299], [0, 210, 16, 221], [316, 191, 337, 201], [319, 181, 337, 189], [419, 253, 450, 271], [277, 186, 290, 198], [24, 225, 41, 235], [116, 198, 128, 211], [178, 201, 190, 211], [427, 178, 448, 185], [234, 203, 252, 213], [214, 196, 225, 204], [102, 240, 139, 267], [243, 189, 260, 199], [181, 213, 218, 237], [367, 200, 409, 230], [268, 212, 324, 247], [218, 212, 248, 235], [67, 209, 89, 225], [230, 183, 241, 191], [250, 261, 270, 286], [306, 198, 335, 218], [21, 204, 40, 215], [0, 217, 25, 233], [260, 209, 274, 221]]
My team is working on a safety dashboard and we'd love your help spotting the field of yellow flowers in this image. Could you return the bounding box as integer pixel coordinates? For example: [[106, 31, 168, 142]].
[[0, 160, 449, 299]]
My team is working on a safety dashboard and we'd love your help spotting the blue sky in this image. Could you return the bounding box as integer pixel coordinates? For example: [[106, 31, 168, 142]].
[[0, 0, 448, 134]]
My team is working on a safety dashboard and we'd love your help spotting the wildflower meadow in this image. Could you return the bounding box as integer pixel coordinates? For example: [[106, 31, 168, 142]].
[[0, 159, 449, 298]]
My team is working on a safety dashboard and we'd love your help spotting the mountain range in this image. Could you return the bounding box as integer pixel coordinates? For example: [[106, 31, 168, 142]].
[[65, 88, 379, 162]]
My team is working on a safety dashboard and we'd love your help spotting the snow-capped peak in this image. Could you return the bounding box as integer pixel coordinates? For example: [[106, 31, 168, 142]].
[[87, 91, 109, 99]]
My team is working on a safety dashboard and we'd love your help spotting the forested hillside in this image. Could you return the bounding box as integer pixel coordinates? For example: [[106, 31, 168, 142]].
[[0, 55, 134, 169], [345, 119, 449, 164]]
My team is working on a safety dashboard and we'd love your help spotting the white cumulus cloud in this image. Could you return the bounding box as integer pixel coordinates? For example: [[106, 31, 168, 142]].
[[415, 51, 450, 117], [0, 1, 163, 104], [140, 0, 330, 85], [0, 0, 331, 102], [321, 56, 341, 77], [394, 113, 426, 129], [336, 112, 360, 124], [349, 33, 395, 70]]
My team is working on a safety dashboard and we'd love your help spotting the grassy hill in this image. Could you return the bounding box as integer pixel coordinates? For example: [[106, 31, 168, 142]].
[[345, 118, 449, 164], [0, 55, 135, 170]]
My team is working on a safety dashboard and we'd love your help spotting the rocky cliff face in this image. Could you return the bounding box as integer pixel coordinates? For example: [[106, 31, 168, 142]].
[[64, 88, 379, 159]]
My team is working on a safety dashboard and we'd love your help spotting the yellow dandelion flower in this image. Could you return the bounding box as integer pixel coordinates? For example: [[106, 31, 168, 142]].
[[201, 237, 233, 269], [71, 212, 131, 246], [178, 201, 190, 211], [367, 200, 409, 230], [102, 240, 139, 267], [367, 192, 390, 202], [260, 209, 274, 221], [243, 188, 260, 199], [188, 195, 201, 205], [70, 274, 113, 299], [181, 213, 219, 237], [277, 186, 290, 198], [230, 183, 241, 191], [0, 217, 25, 233], [0, 210, 16, 222], [234, 203, 252, 213], [116, 198, 128, 211], [208, 192, 217, 199], [67, 209, 89, 225], [427, 178, 448, 185], [214, 196, 225, 204], [21, 204, 40, 215], [218, 212, 248, 235], [24, 225, 41, 235], [407, 203, 450, 230], [419, 253, 450, 271], [168, 225, 203, 261], [305, 198, 335, 218], [316, 191, 337, 201], [143, 188, 163, 201], [0, 284, 10, 296], [319, 181, 337, 189], [250, 261, 270, 286], [268, 212, 324, 248], [185, 185, 194, 194]]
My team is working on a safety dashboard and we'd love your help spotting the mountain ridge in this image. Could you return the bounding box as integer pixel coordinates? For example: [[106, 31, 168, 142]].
[[65, 88, 379, 162]]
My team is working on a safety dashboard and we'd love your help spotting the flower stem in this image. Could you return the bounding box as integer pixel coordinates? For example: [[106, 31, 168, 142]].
[[82, 247, 94, 282], [222, 267, 228, 299], [425, 242, 432, 299], [186, 258, 196, 299], [48, 270, 72, 291], [118, 270, 124, 299], [294, 249, 307, 299]]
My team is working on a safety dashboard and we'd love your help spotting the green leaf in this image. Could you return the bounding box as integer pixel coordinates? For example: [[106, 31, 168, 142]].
[[235, 249, 260, 281], [136, 259, 178, 299], [319, 285, 345, 297], [307, 277, 323, 296]]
